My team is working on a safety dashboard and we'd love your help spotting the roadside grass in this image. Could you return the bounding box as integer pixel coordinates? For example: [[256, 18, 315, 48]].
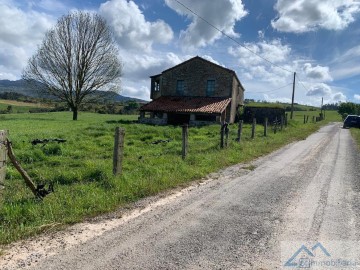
[[350, 128, 360, 150], [0, 110, 341, 245]]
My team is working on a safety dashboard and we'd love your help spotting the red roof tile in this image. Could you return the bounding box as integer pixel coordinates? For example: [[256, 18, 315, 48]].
[[140, 96, 231, 114]]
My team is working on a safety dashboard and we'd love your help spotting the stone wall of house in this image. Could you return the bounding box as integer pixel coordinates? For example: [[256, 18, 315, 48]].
[[150, 75, 161, 100], [160, 58, 234, 98], [229, 76, 244, 123]]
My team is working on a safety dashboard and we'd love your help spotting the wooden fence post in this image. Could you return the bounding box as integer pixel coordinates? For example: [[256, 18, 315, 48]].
[[306, 115, 309, 123], [236, 120, 243, 143], [285, 113, 288, 127], [220, 124, 224, 149], [220, 122, 228, 148], [303, 115, 306, 124], [274, 117, 278, 134], [182, 124, 188, 159], [312, 115, 315, 123], [264, 117, 268, 137], [251, 118, 256, 139], [280, 115, 284, 130], [0, 130, 7, 190], [6, 139, 43, 198], [225, 124, 229, 147], [113, 127, 125, 176]]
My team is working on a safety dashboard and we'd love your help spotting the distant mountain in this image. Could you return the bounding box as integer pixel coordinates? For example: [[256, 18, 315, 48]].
[[0, 79, 34, 96], [0, 79, 146, 103]]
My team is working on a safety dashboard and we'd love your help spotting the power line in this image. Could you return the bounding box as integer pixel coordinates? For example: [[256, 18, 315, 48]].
[[295, 74, 310, 93], [251, 82, 293, 94], [172, 0, 294, 74]]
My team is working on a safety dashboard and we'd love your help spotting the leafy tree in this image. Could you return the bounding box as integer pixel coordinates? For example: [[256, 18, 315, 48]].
[[23, 11, 122, 120], [338, 102, 360, 118], [6, 105, 13, 113], [322, 103, 339, 110], [124, 101, 140, 114]]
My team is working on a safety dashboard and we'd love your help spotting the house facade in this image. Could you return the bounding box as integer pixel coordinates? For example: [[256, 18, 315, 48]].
[[139, 56, 245, 125]]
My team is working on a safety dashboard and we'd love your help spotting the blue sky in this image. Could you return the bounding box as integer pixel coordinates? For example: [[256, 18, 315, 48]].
[[1, 0, 360, 105]]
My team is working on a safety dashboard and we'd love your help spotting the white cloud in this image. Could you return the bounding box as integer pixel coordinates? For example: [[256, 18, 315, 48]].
[[117, 50, 193, 100], [342, 45, 360, 59], [99, 0, 173, 52], [0, 1, 53, 47], [122, 51, 183, 81], [263, 94, 291, 103], [332, 92, 347, 101], [121, 84, 150, 101], [201, 55, 222, 66], [165, 0, 247, 49], [0, 71, 18, 81], [229, 39, 291, 67], [228, 39, 293, 85], [0, 0, 54, 79], [354, 94, 360, 101], [303, 63, 333, 81], [258, 30, 265, 39], [331, 45, 360, 80], [272, 0, 360, 33], [306, 83, 332, 96]]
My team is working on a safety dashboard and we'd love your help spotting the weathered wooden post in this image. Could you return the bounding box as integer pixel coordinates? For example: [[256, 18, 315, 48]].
[[303, 115, 306, 124], [220, 122, 229, 148], [312, 115, 315, 123], [220, 124, 224, 149], [306, 115, 309, 123], [225, 124, 229, 147], [280, 115, 284, 130], [182, 124, 188, 159], [264, 117, 268, 137], [251, 118, 256, 139], [0, 130, 7, 190], [285, 113, 288, 127], [236, 120, 243, 143], [113, 127, 125, 176]]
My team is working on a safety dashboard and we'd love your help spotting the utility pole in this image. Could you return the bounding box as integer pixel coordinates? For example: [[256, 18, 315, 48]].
[[290, 72, 296, 120]]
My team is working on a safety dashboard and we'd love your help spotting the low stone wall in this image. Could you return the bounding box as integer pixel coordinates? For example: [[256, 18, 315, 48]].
[[189, 120, 219, 127], [138, 117, 167, 125], [243, 106, 285, 124]]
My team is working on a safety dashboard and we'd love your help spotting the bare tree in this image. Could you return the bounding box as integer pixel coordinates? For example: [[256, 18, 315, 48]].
[[23, 11, 122, 120]]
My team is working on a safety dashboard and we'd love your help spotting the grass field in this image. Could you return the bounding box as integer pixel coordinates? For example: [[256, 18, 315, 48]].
[[245, 101, 318, 111], [0, 99, 50, 113], [0, 110, 341, 245]]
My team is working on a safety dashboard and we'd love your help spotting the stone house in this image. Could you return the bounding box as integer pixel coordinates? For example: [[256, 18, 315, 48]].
[[139, 56, 245, 125]]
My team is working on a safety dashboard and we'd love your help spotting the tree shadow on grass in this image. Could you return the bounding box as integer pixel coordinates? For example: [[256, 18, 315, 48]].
[[105, 119, 138, 125]]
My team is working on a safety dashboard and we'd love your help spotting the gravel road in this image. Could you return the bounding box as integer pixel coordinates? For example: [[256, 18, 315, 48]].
[[2, 123, 360, 269]]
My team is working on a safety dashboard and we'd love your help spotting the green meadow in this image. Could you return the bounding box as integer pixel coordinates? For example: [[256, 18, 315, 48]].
[[0, 110, 341, 245]]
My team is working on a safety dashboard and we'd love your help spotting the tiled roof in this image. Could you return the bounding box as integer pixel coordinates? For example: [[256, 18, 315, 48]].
[[140, 96, 231, 114]]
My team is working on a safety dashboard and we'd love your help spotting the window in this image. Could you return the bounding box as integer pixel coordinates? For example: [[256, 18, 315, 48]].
[[176, 80, 184, 95], [154, 81, 160, 92], [206, 80, 215, 96]]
